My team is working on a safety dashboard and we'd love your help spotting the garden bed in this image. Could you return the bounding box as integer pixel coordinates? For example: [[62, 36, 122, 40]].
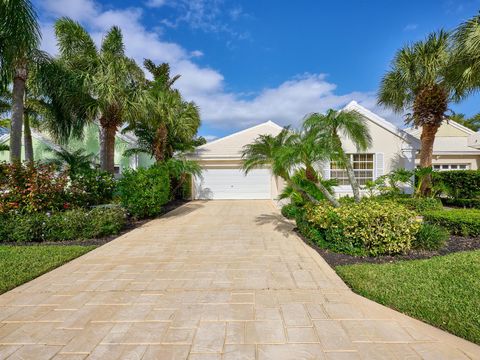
[[297, 229, 480, 266], [4, 199, 188, 247]]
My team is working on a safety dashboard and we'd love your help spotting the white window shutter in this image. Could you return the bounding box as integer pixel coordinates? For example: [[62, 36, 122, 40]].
[[375, 153, 384, 179], [322, 161, 331, 180]]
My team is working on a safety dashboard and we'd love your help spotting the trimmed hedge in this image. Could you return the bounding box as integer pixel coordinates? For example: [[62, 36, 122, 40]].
[[301, 200, 420, 256], [433, 170, 480, 199], [393, 197, 443, 214], [117, 164, 171, 219], [0, 206, 127, 243], [423, 209, 480, 237], [441, 198, 480, 209]]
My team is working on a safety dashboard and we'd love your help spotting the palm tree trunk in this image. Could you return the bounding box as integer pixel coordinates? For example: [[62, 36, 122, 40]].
[[419, 123, 440, 196], [154, 122, 168, 163], [99, 120, 117, 174], [10, 65, 27, 162], [24, 113, 34, 162], [314, 182, 340, 207], [343, 155, 361, 203], [304, 164, 340, 207]]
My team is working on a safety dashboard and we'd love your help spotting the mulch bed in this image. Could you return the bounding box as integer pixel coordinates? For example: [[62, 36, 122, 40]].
[[297, 229, 480, 267], [6, 199, 188, 247]]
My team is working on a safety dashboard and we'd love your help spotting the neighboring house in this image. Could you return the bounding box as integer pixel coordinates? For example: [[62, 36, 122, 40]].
[[0, 124, 154, 174], [407, 121, 480, 171], [188, 101, 420, 200]]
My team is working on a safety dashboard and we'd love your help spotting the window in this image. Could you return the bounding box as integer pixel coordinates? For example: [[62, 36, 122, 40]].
[[433, 164, 470, 171], [330, 154, 374, 185]]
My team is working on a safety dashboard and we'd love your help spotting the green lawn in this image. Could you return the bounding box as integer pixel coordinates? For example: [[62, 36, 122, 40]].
[[336, 250, 480, 345], [0, 245, 96, 294]]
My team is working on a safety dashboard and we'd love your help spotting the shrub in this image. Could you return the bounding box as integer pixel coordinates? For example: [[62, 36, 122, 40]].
[[433, 170, 480, 199], [117, 164, 171, 219], [0, 207, 126, 243], [423, 209, 480, 237], [413, 223, 449, 250], [393, 197, 443, 214], [0, 162, 70, 214], [441, 198, 480, 209], [281, 203, 300, 219], [69, 170, 116, 207], [303, 200, 420, 256]]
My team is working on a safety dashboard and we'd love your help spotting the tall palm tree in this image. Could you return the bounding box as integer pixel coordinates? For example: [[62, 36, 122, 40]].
[[125, 59, 201, 162], [0, 0, 41, 162], [451, 13, 480, 99], [242, 129, 323, 205], [303, 109, 372, 203], [54, 18, 144, 173], [378, 30, 458, 196]]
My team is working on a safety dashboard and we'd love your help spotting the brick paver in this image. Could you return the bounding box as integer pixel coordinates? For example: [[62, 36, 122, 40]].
[[0, 200, 479, 359]]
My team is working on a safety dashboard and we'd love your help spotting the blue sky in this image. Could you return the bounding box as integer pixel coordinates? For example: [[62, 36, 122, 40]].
[[34, 0, 480, 140]]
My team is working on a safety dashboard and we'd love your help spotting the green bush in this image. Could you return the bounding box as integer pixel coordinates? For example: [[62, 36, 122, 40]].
[[0, 207, 126, 243], [70, 170, 116, 207], [413, 223, 449, 250], [393, 197, 443, 214], [302, 200, 420, 256], [117, 165, 171, 219], [423, 209, 480, 237], [433, 170, 480, 199], [281, 204, 300, 219], [441, 198, 480, 209]]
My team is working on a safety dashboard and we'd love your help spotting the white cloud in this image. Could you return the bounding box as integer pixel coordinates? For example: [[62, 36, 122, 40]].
[[36, 0, 402, 134], [403, 23, 418, 31], [145, 0, 167, 8]]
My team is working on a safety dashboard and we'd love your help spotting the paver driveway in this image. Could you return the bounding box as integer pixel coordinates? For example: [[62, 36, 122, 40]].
[[0, 200, 479, 360]]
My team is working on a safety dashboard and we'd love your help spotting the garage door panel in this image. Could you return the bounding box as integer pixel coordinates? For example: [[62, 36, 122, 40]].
[[194, 168, 271, 200]]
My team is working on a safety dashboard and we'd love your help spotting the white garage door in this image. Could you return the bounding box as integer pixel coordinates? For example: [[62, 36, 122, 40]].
[[194, 168, 271, 200]]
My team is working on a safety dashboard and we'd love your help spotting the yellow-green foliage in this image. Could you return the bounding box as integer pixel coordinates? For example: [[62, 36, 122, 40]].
[[304, 200, 421, 256]]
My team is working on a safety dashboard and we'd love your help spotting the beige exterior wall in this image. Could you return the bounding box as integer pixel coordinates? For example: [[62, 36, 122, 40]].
[[411, 121, 480, 170], [415, 155, 480, 170]]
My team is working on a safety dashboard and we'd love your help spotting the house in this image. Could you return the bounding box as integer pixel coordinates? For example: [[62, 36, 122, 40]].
[[0, 124, 155, 174], [188, 101, 420, 200], [407, 121, 480, 171]]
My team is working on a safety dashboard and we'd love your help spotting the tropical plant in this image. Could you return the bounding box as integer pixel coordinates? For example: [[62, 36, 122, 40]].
[[303, 109, 372, 203], [451, 13, 480, 100], [164, 156, 202, 194], [54, 18, 144, 173], [378, 30, 459, 196], [448, 113, 480, 131], [124, 60, 201, 162], [0, 0, 41, 161], [0, 144, 8, 152], [45, 148, 94, 177], [241, 128, 323, 205]]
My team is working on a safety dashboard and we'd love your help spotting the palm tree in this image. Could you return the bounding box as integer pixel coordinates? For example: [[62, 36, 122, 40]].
[[45, 148, 94, 177], [0, 0, 41, 162], [280, 127, 341, 207], [125, 60, 201, 162], [242, 129, 323, 205], [54, 18, 144, 173], [303, 109, 372, 203], [448, 112, 480, 131], [378, 30, 458, 196], [451, 13, 480, 99]]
